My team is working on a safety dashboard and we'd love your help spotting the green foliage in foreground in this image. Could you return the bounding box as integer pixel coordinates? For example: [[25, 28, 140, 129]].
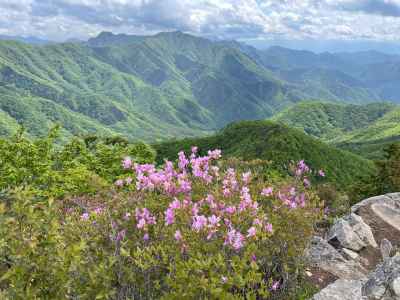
[[0, 128, 155, 197], [154, 120, 375, 188], [0, 130, 323, 299]]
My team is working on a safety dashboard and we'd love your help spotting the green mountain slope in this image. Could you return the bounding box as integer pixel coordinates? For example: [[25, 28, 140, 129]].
[[1, 31, 400, 141], [273, 101, 400, 158], [0, 32, 310, 141], [154, 120, 375, 187]]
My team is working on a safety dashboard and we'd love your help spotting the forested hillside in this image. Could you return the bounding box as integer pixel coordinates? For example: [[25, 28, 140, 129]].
[[273, 101, 400, 158], [155, 120, 375, 187], [2, 31, 400, 142]]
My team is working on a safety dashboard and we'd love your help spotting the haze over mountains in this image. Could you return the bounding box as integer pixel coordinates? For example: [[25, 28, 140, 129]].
[[0, 31, 400, 144]]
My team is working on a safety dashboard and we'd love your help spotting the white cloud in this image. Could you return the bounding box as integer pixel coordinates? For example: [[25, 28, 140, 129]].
[[0, 0, 400, 41]]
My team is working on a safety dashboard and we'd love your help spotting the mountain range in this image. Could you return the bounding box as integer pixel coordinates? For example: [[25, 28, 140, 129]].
[[273, 101, 400, 158], [0, 31, 400, 143]]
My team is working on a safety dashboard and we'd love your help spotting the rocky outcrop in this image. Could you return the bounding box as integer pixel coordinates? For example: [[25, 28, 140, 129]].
[[328, 213, 378, 251], [307, 236, 367, 280], [363, 255, 400, 300], [312, 279, 364, 300], [309, 193, 400, 300]]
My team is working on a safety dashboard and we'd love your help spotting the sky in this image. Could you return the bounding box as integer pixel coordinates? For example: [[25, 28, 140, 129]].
[[2, 0, 400, 52]]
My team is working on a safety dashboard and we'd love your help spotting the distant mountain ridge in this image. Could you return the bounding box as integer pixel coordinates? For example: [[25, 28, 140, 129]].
[[273, 101, 400, 158], [0, 35, 52, 45], [154, 120, 375, 187], [1, 31, 400, 141]]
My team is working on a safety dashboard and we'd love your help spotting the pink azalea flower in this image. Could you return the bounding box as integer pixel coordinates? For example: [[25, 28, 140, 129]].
[[165, 208, 175, 225], [271, 281, 280, 291], [261, 187, 273, 196], [115, 179, 124, 187], [303, 178, 311, 188], [265, 223, 273, 233], [178, 151, 189, 170], [208, 215, 220, 227], [123, 212, 131, 221], [247, 226, 257, 238], [169, 199, 181, 210], [174, 230, 182, 241], [192, 215, 207, 232], [242, 171, 251, 184], [122, 157, 132, 169], [137, 218, 146, 229], [81, 212, 90, 221]]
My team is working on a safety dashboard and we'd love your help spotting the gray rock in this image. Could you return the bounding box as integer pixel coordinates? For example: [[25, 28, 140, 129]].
[[348, 213, 378, 248], [312, 279, 364, 300], [381, 239, 394, 260], [328, 213, 377, 251], [328, 218, 366, 251], [352, 194, 400, 213], [307, 236, 367, 280], [362, 255, 400, 300], [343, 248, 360, 261]]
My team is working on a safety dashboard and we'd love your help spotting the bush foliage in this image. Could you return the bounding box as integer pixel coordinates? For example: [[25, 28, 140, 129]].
[[0, 131, 324, 299]]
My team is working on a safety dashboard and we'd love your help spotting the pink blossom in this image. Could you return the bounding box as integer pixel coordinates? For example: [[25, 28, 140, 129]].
[[225, 229, 245, 250], [271, 281, 280, 291], [318, 169, 326, 177], [115, 179, 124, 187], [93, 207, 103, 215], [143, 233, 149, 241], [137, 218, 146, 229], [81, 212, 90, 220], [207, 149, 222, 159], [223, 188, 231, 197], [165, 208, 175, 225], [116, 229, 126, 242], [247, 226, 257, 238], [178, 151, 189, 170], [208, 215, 220, 227], [303, 178, 311, 188], [253, 218, 262, 226], [169, 199, 181, 210], [221, 276, 228, 283], [211, 166, 220, 178], [261, 187, 273, 196], [122, 157, 132, 169], [123, 212, 131, 221], [192, 215, 207, 232], [174, 230, 182, 241], [225, 206, 236, 215], [242, 171, 251, 184], [265, 223, 273, 233]]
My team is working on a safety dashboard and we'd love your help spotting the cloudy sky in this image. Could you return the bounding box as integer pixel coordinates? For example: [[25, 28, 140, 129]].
[[1, 0, 400, 46]]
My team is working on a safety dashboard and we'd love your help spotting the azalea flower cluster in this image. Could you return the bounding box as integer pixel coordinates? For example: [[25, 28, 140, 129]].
[[110, 148, 317, 255], [75, 148, 322, 297]]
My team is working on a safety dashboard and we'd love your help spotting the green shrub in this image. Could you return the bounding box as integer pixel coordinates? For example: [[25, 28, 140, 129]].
[[0, 148, 322, 299]]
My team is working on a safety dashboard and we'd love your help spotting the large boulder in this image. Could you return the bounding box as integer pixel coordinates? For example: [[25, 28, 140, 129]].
[[328, 213, 378, 251], [306, 236, 367, 280], [352, 193, 400, 213], [309, 193, 400, 299], [311, 279, 364, 300], [362, 255, 400, 300]]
